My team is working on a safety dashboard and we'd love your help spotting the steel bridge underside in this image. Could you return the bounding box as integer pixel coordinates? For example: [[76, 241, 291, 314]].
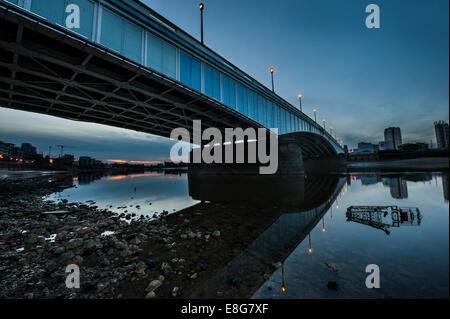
[[0, 8, 261, 141]]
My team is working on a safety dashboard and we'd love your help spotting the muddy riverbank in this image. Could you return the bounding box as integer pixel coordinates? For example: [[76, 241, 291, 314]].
[[0, 173, 282, 299]]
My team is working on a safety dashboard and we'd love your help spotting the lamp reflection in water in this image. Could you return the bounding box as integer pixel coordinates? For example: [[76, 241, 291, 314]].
[[281, 263, 286, 293], [308, 233, 312, 254]]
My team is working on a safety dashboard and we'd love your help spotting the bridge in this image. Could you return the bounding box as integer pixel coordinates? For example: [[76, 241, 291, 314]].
[[0, 0, 344, 163]]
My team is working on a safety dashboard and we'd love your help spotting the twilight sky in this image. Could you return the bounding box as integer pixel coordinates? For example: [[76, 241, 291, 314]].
[[0, 0, 448, 161]]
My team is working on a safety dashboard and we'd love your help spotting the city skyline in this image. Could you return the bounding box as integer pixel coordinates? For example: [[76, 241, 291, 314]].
[[0, 0, 448, 162]]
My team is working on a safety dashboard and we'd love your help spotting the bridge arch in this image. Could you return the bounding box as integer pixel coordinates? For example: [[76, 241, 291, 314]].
[[280, 132, 339, 159]]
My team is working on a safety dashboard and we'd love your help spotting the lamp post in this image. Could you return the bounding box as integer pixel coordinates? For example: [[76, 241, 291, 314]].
[[322, 119, 326, 130], [270, 67, 275, 92], [199, 3, 204, 44], [313, 108, 317, 123], [329, 126, 333, 135], [298, 94, 302, 112]]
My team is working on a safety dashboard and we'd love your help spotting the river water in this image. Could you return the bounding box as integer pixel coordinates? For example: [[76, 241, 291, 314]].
[[45, 170, 448, 298]]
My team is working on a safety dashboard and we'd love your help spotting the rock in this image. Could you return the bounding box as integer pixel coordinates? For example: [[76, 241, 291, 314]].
[[84, 239, 96, 249], [145, 291, 156, 299], [328, 281, 338, 292], [158, 275, 165, 282], [172, 286, 179, 297], [161, 262, 172, 274], [212, 230, 221, 237], [145, 280, 162, 292], [146, 259, 156, 269], [131, 237, 141, 245], [66, 238, 83, 250], [263, 273, 271, 280], [229, 276, 241, 287], [73, 255, 84, 265], [190, 273, 198, 279], [25, 234, 38, 245], [272, 262, 282, 269], [54, 246, 65, 255], [187, 231, 196, 239], [324, 262, 339, 272], [135, 261, 147, 274], [114, 240, 126, 250]]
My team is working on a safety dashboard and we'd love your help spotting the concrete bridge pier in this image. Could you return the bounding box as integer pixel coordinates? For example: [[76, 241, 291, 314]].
[[188, 132, 305, 175]]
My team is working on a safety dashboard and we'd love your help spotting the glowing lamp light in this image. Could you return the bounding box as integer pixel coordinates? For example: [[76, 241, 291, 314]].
[[298, 94, 302, 98], [308, 248, 313, 254], [313, 108, 317, 113], [281, 286, 286, 293], [199, 3, 204, 10], [322, 227, 326, 232], [270, 67, 274, 73]]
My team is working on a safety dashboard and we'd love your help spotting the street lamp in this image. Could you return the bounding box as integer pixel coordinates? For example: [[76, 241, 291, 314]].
[[270, 67, 275, 92], [313, 108, 317, 123], [322, 119, 326, 130], [199, 3, 204, 44], [298, 94, 302, 112], [329, 126, 333, 134]]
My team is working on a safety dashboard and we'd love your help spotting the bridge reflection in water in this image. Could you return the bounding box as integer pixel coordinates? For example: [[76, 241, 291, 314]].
[[185, 173, 347, 298]]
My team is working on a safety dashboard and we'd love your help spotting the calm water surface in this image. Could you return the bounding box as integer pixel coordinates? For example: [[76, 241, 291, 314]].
[[46, 170, 449, 298]]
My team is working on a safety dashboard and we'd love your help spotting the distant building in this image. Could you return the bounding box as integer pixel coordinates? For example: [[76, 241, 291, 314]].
[[434, 121, 449, 149], [442, 174, 449, 202], [383, 177, 408, 199], [354, 142, 377, 154], [79, 156, 95, 169], [398, 143, 428, 152], [21, 142, 37, 159], [384, 127, 402, 150], [378, 141, 394, 151]]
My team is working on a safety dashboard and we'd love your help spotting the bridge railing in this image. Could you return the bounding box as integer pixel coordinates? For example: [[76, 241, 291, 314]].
[[2, 0, 343, 152]]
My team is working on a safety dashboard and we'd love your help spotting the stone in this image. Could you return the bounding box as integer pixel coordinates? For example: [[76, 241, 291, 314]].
[[272, 262, 282, 269], [161, 262, 172, 274], [54, 246, 65, 255], [66, 238, 83, 250], [324, 262, 339, 272], [172, 286, 179, 297], [212, 230, 221, 237], [190, 273, 198, 279], [229, 276, 241, 287], [145, 280, 162, 292], [328, 281, 338, 292], [145, 291, 156, 299], [135, 261, 147, 274]]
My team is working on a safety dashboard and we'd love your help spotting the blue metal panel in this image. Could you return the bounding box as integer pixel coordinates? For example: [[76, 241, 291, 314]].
[[101, 7, 142, 61], [204, 64, 221, 101], [288, 112, 292, 132], [249, 90, 258, 121], [121, 15, 142, 62], [180, 51, 201, 91], [267, 101, 275, 128], [147, 32, 176, 78], [237, 83, 248, 116], [31, 0, 65, 26], [6, 0, 19, 5], [30, 0, 94, 39], [258, 96, 267, 127], [281, 108, 286, 134], [222, 75, 236, 109], [275, 105, 281, 132]]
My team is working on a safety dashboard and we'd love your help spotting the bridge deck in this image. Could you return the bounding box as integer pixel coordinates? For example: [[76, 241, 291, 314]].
[[0, 0, 343, 152]]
